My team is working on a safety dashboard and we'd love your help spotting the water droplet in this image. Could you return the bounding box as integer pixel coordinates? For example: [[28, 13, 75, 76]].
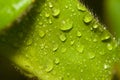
[[53, 44, 59, 52], [49, 19, 52, 24], [60, 19, 73, 31], [26, 39, 33, 46], [93, 24, 99, 29], [77, 4, 86, 11], [80, 69, 83, 72], [99, 51, 105, 55], [65, 5, 69, 9], [52, 8, 60, 17], [101, 32, 111, 41], [88, 52, 95, 59], [59, 34, 67, 42], [70, 40, 75, 46], [45, 13, 50, 18], [93, 38, 97, 42], [104, 64, 109, 70], [39, 22, 43, 26], [83, 14, 93, 24], [48, 2, 53, 8], [107, 43, 113, 51], [54, 58, 60, 65], [76, 45, 84, 53], [77, 31, 82, 37], [39, 30, 45, 38], [45, 62, 54, 73]]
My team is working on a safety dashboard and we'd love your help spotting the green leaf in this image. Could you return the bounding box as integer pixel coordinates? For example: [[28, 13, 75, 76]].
[[0, 0, 33, 30], [0, 0, 120, 80]]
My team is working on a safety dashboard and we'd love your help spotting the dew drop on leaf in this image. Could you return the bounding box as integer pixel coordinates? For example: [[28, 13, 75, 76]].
[[88, 52, 95, 59], [77, 31, 82, 37], [76, 45, 84, 53], [45, 61, 54, 73], [59, 34, 67, 42], [77, 4, 86, 12], [45, 13, 50, 18], [93, 24, 99, 29], [54, 58, 60, 65], [48, 2, 53, 8], [60, 19, 73, 31], [52, 8, 60, 17], [83, 14, 93, 24], [26, 39, 33, 46], [107, 43, 113, 51], [39, 30, 45, 38], [101, 32, 111, 41], [70, 40, 75, 46], [53, 44, 59, 52]]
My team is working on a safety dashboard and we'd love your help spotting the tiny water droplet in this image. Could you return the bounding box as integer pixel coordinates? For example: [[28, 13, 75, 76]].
[[89, 52, 95, 59], [77, 31, 82, 37], [26, 39, 33, 46], [54, 58, 60, 65], [93, 38, 97, 42], [76, 45, 84, 53], [70, 40, 75, 46], [107, 43, 113, 51], [77, 4, 86, 11], [45, 13, 50, 18], [99, 51, 105, 55], [48, 2, 53, 8], [49, 19, 52, 24], [53, 44, 59, 52], [59, 34, 67, 42], [39, 30, 45, 38], [80, 69, 83, 72], [52, 8, 60, 17], [60, 19, 73, 31], [83, 14, 93, 24], [65, 5, 69, 9], [39, 22, 43, 26], [104, 64, 109, 70], [45, 62, 54, 73]]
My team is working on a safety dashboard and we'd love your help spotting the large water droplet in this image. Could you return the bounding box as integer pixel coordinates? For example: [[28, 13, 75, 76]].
[[54, 58, 60, 65], [83, 14, 93, 24], [77, 4, 86, 12], [107, 43, 113, 51], [76, 45, 84, 53], [39, 30, 45, 38], [59, 34, 67, 42], [77, 31, 82, 37], [45, 61, 54, 73], [60, 19, 73, 31], [52, 8, 60, 17], [88, 52, 95, 59]]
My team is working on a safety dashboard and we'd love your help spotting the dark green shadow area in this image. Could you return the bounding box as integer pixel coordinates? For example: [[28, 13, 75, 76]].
[[0, 0, 45, 80]]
